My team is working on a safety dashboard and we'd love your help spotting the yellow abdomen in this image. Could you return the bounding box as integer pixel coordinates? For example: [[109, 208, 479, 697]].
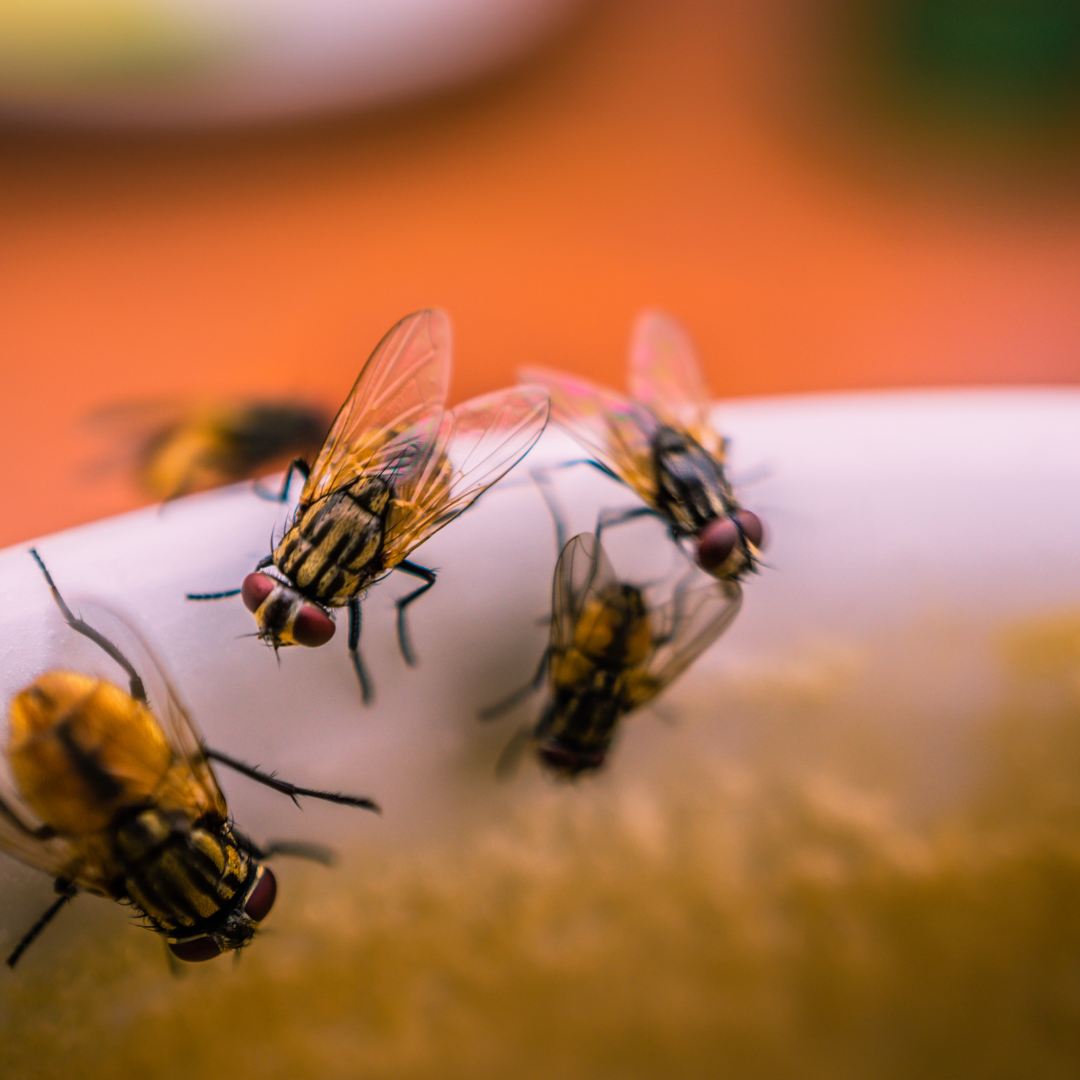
[[7, 672, 173, 836]]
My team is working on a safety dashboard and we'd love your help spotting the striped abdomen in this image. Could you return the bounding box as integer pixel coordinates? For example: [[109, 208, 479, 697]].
[[541, 670, 625, 755], [273, 478, 391, 606], [114, 806, 258, 945]]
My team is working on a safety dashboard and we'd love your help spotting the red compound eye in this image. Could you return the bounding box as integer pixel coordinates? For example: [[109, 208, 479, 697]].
[[737, 510, 765, 550], [292, 604, 336, 648], [168, 936, 222, 963], [696, 511, 764, 573], [241, 572, 277, 613], [244, 868, 277, 923]]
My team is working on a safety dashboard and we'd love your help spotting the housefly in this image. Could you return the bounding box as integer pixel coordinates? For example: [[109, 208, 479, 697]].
[[481, 533, 741, 778], [1, 551, 379, 968], [88, 398, 331, 501], [520, 310, 763, 581], [188, 309, 549, 704]]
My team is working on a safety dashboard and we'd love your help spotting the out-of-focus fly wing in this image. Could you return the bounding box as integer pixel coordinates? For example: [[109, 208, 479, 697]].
[[148, 671, 228, 823], [82, 398, 196, 495], [627, 310, 723, 458], [630, 578, 741, 708], [518, 366, 660, 505], [381, 386, 550, 565], [64, 600, 230, 826], [299, 310, 452, 507], [0, 789, 81, 882], [494, 725, 535, 781], [549, 533, 617, 658]]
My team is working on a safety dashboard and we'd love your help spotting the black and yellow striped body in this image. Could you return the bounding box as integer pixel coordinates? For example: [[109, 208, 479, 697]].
[[539, 584, 654, 776], [5, 670, 266, 955], [650, 425, 736, 539], [112, 807, 262, 950], [272, 477, 392, 607]]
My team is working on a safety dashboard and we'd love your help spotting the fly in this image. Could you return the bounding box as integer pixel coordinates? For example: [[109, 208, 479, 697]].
[[1, 550, 379, 967], [481, 532, 741, 778], [188, 310, 549, 703], [521, 310, 763, 581]]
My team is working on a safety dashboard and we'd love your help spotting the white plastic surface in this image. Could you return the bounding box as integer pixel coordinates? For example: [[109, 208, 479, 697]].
[[1, 387, 1079, 950]]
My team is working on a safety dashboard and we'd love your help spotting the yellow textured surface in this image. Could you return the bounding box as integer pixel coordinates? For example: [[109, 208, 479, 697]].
[[3, 662, 1080, 1080]]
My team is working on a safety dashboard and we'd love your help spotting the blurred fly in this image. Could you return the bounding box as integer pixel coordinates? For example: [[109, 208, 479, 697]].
[[88, 398, 331, 501], [188, 310, 550, 704], [1, 550, 379, 968], [521, 310, 763, 581], [481, 533, 741, 778]]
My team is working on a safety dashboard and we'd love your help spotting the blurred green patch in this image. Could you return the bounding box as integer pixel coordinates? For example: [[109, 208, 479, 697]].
[[883, 0, 1080, 124]]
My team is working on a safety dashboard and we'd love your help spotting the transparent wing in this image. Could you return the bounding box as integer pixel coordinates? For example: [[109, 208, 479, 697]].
[[38, 593, 228, 825], [518, 365, 660, 505], [495, 726, 535, 780], [0, 607, 226, 894], [626, 310, 723, 457], [99, 608, 228, 823], [0, 791, 81, 881], [633, 577, 742, 705], [81, 398, 197, 492], [549, 533, 617, 658], [299, 309, 452, 506], [381, 385, 549, 564]]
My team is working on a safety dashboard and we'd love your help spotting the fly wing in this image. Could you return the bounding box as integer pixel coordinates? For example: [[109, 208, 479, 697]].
[[299, 310, 452, 506], [0, 791, 82, 881], [549, 533, 617, 658], [631, 577, 742, 707], [518, 366, 660, 505], [70, 601, 230, 824], [380, 386, 549, 565], [627, 310, 723, 458]]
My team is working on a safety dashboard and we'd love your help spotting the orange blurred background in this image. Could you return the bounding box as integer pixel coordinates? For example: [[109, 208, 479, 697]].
[[1, 0, 1078, 548]]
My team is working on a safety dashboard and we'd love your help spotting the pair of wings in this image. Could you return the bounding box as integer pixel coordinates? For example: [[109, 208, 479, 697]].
[[520, 310, 724, 505], [0, 600, 226, 894], [549, 533, 741, 709], [296, 309, 550, 566]]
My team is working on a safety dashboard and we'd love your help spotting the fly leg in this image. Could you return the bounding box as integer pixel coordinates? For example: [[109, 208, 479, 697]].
[[185, 588, 242, 601], [551, 457, 623, 484], [393, 561, 437, 667], [6, 880, 77, 968], [478, 648, 549, 720], [185, 556, 272, 603], [532, 460, 665, 549], [594, 504, 665, 545], [347, 599, 374, 706], [29, 549, 149, 705], [529, 467, 572, 555], [231, 829, 337, 867], [253, 458, 311, 503], [204, 747, 380, 812]]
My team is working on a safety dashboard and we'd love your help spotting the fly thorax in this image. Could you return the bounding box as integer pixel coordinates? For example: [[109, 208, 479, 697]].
[[274, 478, 391, 598], [539, 682, 620, 778], [550, 673, 623, 742], [651, 425, 731, 535]]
